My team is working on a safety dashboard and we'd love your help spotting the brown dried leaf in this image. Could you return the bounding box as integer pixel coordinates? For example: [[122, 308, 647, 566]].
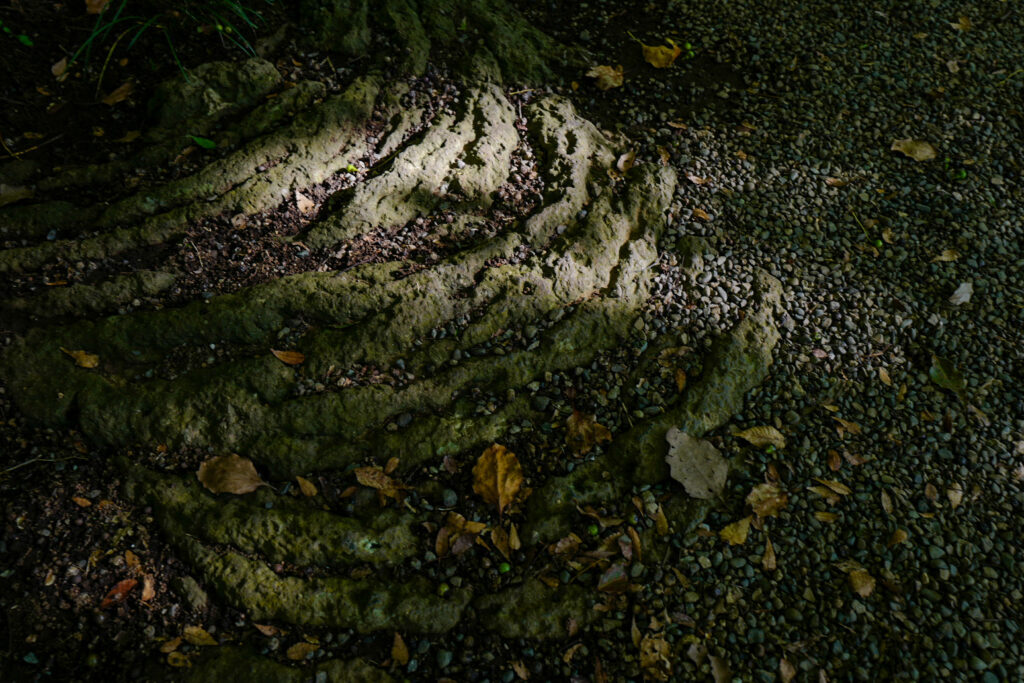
[[167, 652, 191, 668], [391, 632, 409, 666], [639, 633, 672, 681], [72, 496, 92, 508], [101, 81, 134, 106], [286, 642, 318, 661], [949, 16, 972, 30], [692, 208, 710, 221], [197, 454, 267, 495], [597, 564, 629, 593], [780, 658, 797, 683], [114, 130, 141, 143], [734, 425, 786, 450], [566, 411, 612, 456], [947, 482, 964, 509], [825, 177, 849, 187], [931, 249, 960, 263], [354, 466, 406, 501], [294, 190, 315, 215], [472, 444, 523, 517], [142, 574, 155, 602], [52, 57, 68, 78], [878, 367, 893, 386], [814, 511, 839, 523], [762, 536, 777, 571], [295, 475, 318, 497], [124, 550, 141, 573], [160, 637, 183, 654], [511, 659, 530, 680], [86, 0, 110, 15], [710, 654, 732, 683], [924, 482, 939, 502], [641, 39, 682, 69], [888, 528, 909, 547], [674, 368, 687, 392], [586, 65, 624, 90], [627, 526, 643, 564], [491, 527, 512, 560], [665, 428, 727, 499], [271, 349, 305, 365], [100, 578, 137, 609], [685, 172, 709, 185], [720, 516, 751, 546], [747, 483, 788, 518], [253, 624, 280, 637], [827, 449, 842, 472], [849, 568, 876, 597], [654, 504, 669, 535], [813, 478, 852, 496], [891, 139, 937, 162], [183, 626, 218, 647], [61, 347, 99, 369]]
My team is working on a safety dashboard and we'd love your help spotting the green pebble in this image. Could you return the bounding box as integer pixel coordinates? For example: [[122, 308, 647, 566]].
[[587, 523, 599, 536], [498, 562, 511, 573], [437, 582, 450, 596], [436, 649, 453, 668], [85, 653, 99, 667]]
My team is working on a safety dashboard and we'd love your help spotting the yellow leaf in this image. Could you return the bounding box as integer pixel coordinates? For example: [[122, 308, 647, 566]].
[[61, 347, 99, 369], [878, 367, 892, 386], [491, 527, 512, 560], [354, 466, 407, 501], [949, 16, 972, 30], [746, 483, 788, 518], [947, 482, 964, 509], [183, 626, 217, 647], [286, 642, 318, 661], [888, 528, 909, 547], [641, 39, 682, 69], [891, 138, 937, 162], [167, 652, 191, 668], [124, 550, 141, 573], [720, 516, 751, 545], [931, 249, 960, 263], [196, 454, 268, 495], [639, 633, 672, 681], [565, 411, 612, 456], [653, 504, 669, 536], [391, 632, 409, 666], [271, 349, 305, 365], [692, 208, 710, 221], [849, 568, 875, 597], [814, 511, 839, 523], [586, 65, 624, 90], [674, 368, 687, 392], [295, 475, 318, 497], [472, 444, 523, 517], [833, 417, 862, 435], [734, 425, 786, 450], [159, 636, 182, 654], [813, 478, 852, 496]]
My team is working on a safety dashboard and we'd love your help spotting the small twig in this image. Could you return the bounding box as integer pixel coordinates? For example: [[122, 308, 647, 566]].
[[2, 456, 80, 474], [186, 239, 204, 269], [0, 128, 21, 159]]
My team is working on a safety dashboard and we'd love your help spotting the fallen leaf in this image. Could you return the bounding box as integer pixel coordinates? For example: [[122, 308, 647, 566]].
[[929, 354, 966, 400], [946, 59, 960, 74], [664, 428, 727, 499], [271, 349, 305, 365], [780, 658, 797, 683], [566, 411, 612, 456], [658, 146, 671, 165], [100, 579, 137, 608], [814, 511, 838, 523], [562, 643, 584, 664], [947, 482, 964, 509], [888, 528, 909, 547], [86, 0, 110, 14], [825, 177, 849, 187], [183, 626, 217, 646], [931, 249, 960, 263], [511, 659, 530, 680], [685, 172, 709, 185], [0, 184, 35, 208], [52, 57, 68, 79], [354, 466, 407, 502], [189, 135, 217, 149], [101, 81, 134, 106], [639, 633, 672, 681], [762, 536, 777, 571], [653, 504, 669, 535], [295, 475, 318, 497], [72, 496, 92, 507], [286, 642, 317, 661], [597, 563, 629, 592], [881, 227, 896, 243], [196, 454, 268, 495], [295, 190, 315, 214], [384, 456, 399, 474], [627, 526, 642, 564], [747, 483, 788, 518], [491, 527, 512, 560], [949, 16, 972, 30], [949, 281, 973, 305], [61, 347, 99, 369], [833, 417, 862, 436], [710, 654, 732, 683], [391, 632, 409, 666], [878, 367, 893, 386], [472, 444, 523, 517], [827, 450, 842, 471], [640, 39, 682, 69], [808, 485, 841, 505], [881, 490, 893, 515], [692, 208, 710, 221], [813, 478, 852, 496], [436, 512, 486, 557], [167, 652, 191, 668], [891, 139, 937, 162], [924, 482, 939, 503], [253, 623, 280, 637], [160, 637, 183, 654], [849, 568, 875, 597], [720, 516, 751, 545], [616, 150, 636, 173], [586, 65, 624, 90], [124, 550, 141, 573], [734, 425, 786, 450], [114, 130, 141, 143]]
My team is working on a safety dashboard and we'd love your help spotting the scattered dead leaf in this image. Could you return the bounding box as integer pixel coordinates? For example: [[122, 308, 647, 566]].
[[692, 208, 710, 221], [685, 171, 709, 185], [511, 659, 530, 680], [720, 516, 751, 545], [100, 579, 137, 609], [354, 466, 408, 502], [710, 654, 732, 683], [747, 483, 788, 518], [197, 454, 268, 495], [597, 563, 629, 593], [639, 633, 672, 681], [167, 652, 191, 668], [114, 130, 141, 143], [814, 511, 839, 523], [271, 349, 305, 365], [827, 449, 842, 472], [253, 624, 280, 637], [849, 568, 876, 597], [72, 496, 92, 508], [949, 281, 973, 306], [653, 504, 669, 536], [878, 367, 893, 386], [949, 16, 972, 30], [881, 490, 893, 515], [640, 39, 682, 69], [160, 637, 183, 654], [665, 428, 728, 499], [101, 81, 134, 106], [286, 642, 318, 661], [825, 177, 849, 187], [888, 528, 909, 547], [734, 425, 786, 450], [86, 0, 110, 14], [472, 444, 523, 517], [391, 632, 409, 666], [295, 190, 315, 215], [183, 626, 217, 647], [833, 417, 862, 436], [61, 347, 99, 369], [931, 248, 960, 263], [296, 475, 318, 497], [762, 536, 777, 571], [780, 658, 797, 683], [586, 65, 624, 90], [566, 411, 612, 456], [891, 138, 937, 161], [947, 482, 964, 509]]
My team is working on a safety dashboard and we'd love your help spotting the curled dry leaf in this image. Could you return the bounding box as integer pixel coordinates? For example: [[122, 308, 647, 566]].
[[167, 652, 191, 668], [762, 536, 777, 571], [295, 475, 318, 497], [720, 516, 751, 546], [61, 347, 99, 369], [878, 367, 893, 386], [949, 15, 972, 30], [101, 81, 134, 106], [586, 65, 624, 90], [849, 568, 876, 597], [197, 454, 268, 495], [271, 349, 305, 365], [813, 478, 852, 496], [472, 444, 523, 517], [747, 483, 788, 518], [888, 528, 909, 547], [891, 138, 937, 162], [616, 150, 636, 173], [833, 417, 862, 436], [691, 208, 710, 221], [183, 625, 218, 646], [734, 425, 786, 450], [639, 633, 672, 681], [354, 466, 407, 501], [391, 632, 409, 666], [949, 281, 973, 305], [295, 190, 315, 215], [640, 39, 682, 69], [286, 642, 318, 661], [160, 636, 183, 654], [931, 248, 960, 262], [100, 578, 137, 608], [565, 411, 612, 456], [0, 184, 35, 208], [665, 427, 728, 500]]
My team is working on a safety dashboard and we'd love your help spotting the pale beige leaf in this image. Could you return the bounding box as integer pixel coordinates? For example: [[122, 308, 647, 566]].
[[160, 636, 183, 654], [720, 516, 751, 545], [52, 57, 68, 78], [616, 150, 636, 173], [891, 138, 937, 161], [833, 417, 862, 435], [734, 425, 786, 450], [196, 454, 267, 495], [295, 190, 315, 215], [814, 511, 839, 523], [780, 658, 797, 683], [949, 281, 973, 305], [665, 427, 727, 500], [813, 477, 852, 496], [586, 65, 624, 90], [947, 482, 964, 509], [101, 81, 134, 106], [931, 249, 960, 263], [881, 490, 893, 515], [141, 574, 156, 601], [849, 568, 876, 597], [641, 40, 682, 69]]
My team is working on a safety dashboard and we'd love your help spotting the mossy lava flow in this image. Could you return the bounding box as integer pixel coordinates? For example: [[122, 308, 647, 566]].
[[0, 4, 781, 678]]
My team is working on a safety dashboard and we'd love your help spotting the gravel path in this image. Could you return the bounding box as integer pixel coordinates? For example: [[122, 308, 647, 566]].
[[554, 0, 1023, 679]]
